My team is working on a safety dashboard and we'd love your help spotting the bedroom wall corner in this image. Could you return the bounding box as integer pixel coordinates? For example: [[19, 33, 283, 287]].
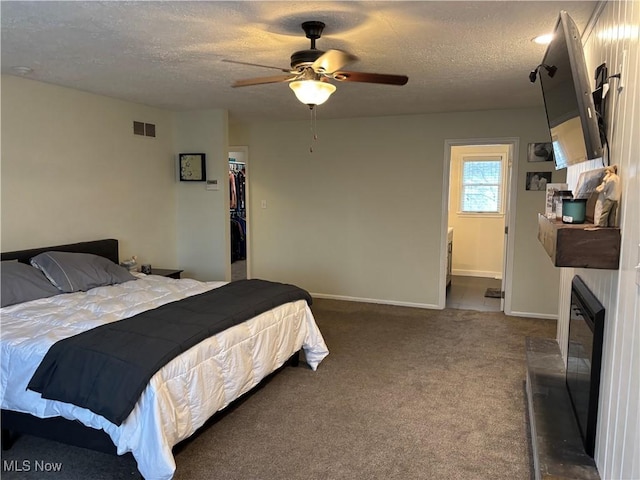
[[173, 109, 230, 281], [508, 109, 564, 319], [0, 75, 177, 265], [240, 107, 559, 314]]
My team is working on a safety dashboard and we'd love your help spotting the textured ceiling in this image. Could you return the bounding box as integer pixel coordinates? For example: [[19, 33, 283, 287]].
[[1, 1, 601, 122]]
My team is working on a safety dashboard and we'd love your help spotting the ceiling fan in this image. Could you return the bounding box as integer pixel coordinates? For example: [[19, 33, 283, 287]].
[[223, 21, 409, 108]]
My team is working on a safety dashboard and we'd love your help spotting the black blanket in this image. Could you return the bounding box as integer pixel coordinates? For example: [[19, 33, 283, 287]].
[[28, 279, 312, 425]]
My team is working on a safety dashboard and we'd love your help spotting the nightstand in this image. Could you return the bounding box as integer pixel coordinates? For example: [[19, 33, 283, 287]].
[[149, 268, 183, 279]]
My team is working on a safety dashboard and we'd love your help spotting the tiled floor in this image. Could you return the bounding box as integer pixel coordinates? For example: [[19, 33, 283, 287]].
[[446, 275, 502, 312]]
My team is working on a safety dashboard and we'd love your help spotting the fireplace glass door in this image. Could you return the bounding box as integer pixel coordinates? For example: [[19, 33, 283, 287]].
[[566, 275, 605, 457]]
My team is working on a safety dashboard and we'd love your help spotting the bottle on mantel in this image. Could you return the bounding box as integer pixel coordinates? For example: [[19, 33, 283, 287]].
[[554, 190, 573, 220]]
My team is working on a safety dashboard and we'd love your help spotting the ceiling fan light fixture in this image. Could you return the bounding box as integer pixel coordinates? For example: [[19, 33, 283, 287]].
[[289, 80, 336, 107]]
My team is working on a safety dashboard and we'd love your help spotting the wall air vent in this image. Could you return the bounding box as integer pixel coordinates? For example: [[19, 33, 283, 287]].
[[133, 121, 145, 136], [133, 121, 156, 137]]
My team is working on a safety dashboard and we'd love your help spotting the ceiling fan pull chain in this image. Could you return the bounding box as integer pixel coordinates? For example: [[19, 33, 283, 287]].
[[313, 106, 318, 141], [309, 106, 320, 153], [309, 108, 313, 153]]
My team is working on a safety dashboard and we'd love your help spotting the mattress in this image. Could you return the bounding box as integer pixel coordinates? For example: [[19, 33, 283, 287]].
[[0, 274, 329, 479]]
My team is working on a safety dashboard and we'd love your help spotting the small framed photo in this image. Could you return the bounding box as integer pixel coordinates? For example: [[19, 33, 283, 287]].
[[179, 153, 206, 182], [527, 142, 554, 162], [526, 171, 552, 191]]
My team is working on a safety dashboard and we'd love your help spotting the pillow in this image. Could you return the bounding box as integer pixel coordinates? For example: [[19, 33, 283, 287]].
[[1, 261, 61, 307], [30, 251, 136, 293]]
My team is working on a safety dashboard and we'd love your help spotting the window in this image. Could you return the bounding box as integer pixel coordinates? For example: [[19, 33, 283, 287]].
[[460, 157, 503, 213], [552, 139, 567, 168]]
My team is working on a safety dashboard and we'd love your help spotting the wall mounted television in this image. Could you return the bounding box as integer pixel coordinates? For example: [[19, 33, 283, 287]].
[[538, 10, 603, 170]]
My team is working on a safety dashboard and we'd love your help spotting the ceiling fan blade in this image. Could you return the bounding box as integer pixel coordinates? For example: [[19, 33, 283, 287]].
[[332, 71, 408, 85], [222, 59, 291, 73], [312, 49, 358, 73], [231, 74, 297, 88]]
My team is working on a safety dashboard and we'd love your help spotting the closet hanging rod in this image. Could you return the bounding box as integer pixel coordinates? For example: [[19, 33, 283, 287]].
[[229, 160, 245, 165]]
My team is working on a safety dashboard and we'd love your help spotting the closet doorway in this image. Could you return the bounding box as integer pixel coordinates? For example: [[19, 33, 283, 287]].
[[441, 139, 518, 313], [229, 146, 249, 281]]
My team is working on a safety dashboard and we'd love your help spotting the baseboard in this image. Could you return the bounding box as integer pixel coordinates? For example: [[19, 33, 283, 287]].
[[311, 292, 441, 310], [452, 269, 502, 279], [311, 294, 558, 318], [507, 310, 558, 320]]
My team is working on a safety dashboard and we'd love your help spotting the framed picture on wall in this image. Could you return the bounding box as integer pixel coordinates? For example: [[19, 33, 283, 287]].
[[527, 142, 554, 162], [526, 171, 552, 191], [179, 153, 206, 181]]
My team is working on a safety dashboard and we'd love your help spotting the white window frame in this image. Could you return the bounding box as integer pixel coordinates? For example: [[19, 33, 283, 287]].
[[458, 154, 507, 217]]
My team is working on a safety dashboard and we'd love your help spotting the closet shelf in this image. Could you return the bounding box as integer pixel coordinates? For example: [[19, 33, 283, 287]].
[[537, 214, 620, 270]]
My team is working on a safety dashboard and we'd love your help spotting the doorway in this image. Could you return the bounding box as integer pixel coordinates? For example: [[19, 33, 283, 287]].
[[229, 146, 249, 281], [440, 138, 519, 313]]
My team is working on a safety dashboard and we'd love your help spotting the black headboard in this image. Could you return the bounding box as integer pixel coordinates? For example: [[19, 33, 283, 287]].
[[1, 239, 119, 265]]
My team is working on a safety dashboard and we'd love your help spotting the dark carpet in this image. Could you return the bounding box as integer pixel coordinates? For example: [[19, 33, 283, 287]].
[[0, 299, 556, 479]]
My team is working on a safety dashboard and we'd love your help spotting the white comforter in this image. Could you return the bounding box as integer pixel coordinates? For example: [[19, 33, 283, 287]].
[[0, 275, 329, 479]]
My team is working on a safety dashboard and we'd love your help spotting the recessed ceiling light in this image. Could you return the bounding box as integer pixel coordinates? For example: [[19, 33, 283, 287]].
[[11, 66, 33, 75], [532, 34, 554, 45]]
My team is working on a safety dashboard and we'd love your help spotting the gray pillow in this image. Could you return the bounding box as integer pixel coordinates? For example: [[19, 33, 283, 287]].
[[1, 261, 61, 307], [30, 251, 136, 293]]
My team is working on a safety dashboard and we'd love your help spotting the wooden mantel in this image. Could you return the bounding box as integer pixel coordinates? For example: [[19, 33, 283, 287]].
[[537, 214, 621, 270]]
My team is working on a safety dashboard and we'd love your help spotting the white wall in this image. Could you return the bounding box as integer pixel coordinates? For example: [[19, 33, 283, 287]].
[[1, 77, 231, 282], [0, 75, 177, 266], [173, 110, 229, 281], [230, 107, 562, 316], [448, 144, 508, 279], [1, 75, 564, 319], [555, 2, 639, 478]]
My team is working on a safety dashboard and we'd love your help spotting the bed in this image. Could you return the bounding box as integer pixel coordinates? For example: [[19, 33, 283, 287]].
[[0, 239, 329, 479]]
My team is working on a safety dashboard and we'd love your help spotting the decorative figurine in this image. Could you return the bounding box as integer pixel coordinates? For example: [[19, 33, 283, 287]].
[[594, 165, 621, 227], [120, 255, 139, 272]]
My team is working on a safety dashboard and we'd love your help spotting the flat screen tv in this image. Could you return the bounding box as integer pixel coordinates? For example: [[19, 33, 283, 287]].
[[538, 11, 603, 170]]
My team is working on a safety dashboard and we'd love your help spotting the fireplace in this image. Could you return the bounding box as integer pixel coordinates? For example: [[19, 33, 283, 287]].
[[566, 275, 605, 457]]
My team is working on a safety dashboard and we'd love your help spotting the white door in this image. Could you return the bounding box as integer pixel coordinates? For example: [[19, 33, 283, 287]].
[[500, 144, 515, 312]]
